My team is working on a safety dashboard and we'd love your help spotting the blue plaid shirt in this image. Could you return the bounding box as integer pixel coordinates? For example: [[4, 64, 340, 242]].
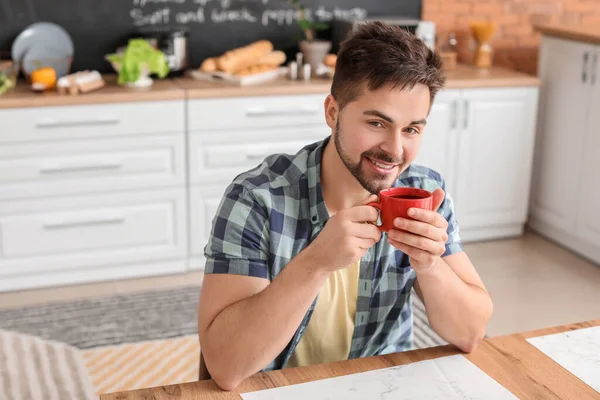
[[204, 136, 463, 371]]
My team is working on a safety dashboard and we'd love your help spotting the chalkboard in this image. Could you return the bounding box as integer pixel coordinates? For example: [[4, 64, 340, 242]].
[[0, 0, 421, 73]]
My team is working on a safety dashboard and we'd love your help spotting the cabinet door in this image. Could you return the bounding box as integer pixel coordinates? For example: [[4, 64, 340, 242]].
[[413, 89, 461, 194], [531, 37, 595, 233], [454, 87, 539, 229], [577, 48, 600, 247]]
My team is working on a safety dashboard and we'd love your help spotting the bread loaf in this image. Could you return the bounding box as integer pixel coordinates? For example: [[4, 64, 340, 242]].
[[199, 57, 217, 72], [234, 64, 279, 77], [257, 51, 287, 67], [217, 40, 274, 74]]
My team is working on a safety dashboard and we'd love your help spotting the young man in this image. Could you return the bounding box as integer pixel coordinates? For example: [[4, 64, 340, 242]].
[[198, 21, 493, 390]]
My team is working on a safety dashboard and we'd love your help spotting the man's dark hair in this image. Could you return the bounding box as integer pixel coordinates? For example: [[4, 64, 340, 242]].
[[331, 21, 446, 110]]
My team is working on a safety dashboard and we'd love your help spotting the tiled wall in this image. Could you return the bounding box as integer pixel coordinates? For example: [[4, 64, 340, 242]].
[[423, 0, 600, 75]]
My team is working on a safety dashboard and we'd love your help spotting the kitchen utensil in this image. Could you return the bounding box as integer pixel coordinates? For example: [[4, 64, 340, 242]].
[[11, 22, 74, 63], [137, 27, 189, 75], [469, 21, 497, 68]]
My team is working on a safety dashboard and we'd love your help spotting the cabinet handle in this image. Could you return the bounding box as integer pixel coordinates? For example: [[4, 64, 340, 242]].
[[592, 53, 598, 85], [451, 100, 458, 129], [582, 52, 590, 83], [39, 162, 122, 175], [43, 214, 126, 230], [245, 106, 319, 117], [463, 100, 469, 130], [36, 116, 120, 128]]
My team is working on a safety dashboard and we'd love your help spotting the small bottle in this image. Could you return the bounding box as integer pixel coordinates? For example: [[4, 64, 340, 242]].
[[446, 32, 458, 53], [288, 61, 298, 80], [303, 63, 311, 81]]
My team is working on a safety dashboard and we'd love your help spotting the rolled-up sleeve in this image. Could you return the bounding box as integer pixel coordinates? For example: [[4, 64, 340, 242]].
[[203, 183, 270, 280]]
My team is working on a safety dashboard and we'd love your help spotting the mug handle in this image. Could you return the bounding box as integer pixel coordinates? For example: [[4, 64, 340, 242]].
[[367, 201, 383, 231]]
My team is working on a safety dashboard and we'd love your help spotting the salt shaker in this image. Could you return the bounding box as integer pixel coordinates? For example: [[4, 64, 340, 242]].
[[303, 63, 311, 81], [288, 61, 298, 80]]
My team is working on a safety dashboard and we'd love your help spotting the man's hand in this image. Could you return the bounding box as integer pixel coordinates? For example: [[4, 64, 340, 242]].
[[305, 194, 381, 272], [387, 188, 448, 272]]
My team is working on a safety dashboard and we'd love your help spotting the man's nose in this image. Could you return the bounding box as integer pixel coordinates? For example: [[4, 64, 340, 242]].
[[379, 132, 404, 161]]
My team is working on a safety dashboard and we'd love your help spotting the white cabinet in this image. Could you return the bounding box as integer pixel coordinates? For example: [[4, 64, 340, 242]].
[[455, 88, 538, 237], [187, 94, 329, 270], [0, 101, 188, 292], [577, 67, 600, 248], [0, 189, 187, 292], [529, 35, 600, 264], [417, 87, 539, 242], [414, 90, 460, 192]]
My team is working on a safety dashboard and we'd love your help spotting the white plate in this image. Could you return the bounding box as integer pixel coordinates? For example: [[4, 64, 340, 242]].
[[12, 22, 74, 63], [189, 67, 287, 86]]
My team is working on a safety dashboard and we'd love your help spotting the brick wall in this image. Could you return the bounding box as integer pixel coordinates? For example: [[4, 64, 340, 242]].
[[423, 0, 600, 75]]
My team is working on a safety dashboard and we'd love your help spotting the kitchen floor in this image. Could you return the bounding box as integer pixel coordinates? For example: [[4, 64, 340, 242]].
[[0, 231, 598, 338]]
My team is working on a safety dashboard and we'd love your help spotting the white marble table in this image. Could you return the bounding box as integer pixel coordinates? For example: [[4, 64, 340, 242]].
[[102, 319, 600, 400]]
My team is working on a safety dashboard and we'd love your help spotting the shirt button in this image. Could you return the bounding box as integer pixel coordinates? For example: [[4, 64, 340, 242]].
[[311, 216, 317, 222]]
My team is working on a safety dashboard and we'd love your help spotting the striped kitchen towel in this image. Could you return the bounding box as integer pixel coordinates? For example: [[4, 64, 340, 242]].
[[0, 328, 96, 400]]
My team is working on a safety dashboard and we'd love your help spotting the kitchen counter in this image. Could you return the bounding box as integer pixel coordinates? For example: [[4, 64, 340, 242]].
[[177, 64, 539, 99], [0, 64, 539, 108], [0, 75, 184, 109], [534, 22, 600, 46]]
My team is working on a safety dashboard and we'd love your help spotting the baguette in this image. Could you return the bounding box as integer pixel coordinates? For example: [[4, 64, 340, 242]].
[[234, 64, 279, 77], [199, 57, 217, 72], [217, 40, 274, 74], [257, 50, 287, 67]]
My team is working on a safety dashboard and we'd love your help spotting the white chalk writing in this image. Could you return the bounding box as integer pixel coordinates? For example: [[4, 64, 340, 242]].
[[129, 0, 367, 27], [211, 7, 256, 23], [130, 7, 171, 25], [176, 7, 205, 23]]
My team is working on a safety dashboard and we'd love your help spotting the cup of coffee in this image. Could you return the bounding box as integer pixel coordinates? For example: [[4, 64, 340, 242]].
[[367, 187, 433, 232]]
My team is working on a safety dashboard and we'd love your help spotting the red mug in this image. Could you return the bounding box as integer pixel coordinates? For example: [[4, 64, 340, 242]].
[[367, 187, 434, 232]]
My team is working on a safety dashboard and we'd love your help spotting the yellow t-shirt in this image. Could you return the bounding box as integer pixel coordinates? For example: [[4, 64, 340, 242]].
[[286, 259, 360, 368]]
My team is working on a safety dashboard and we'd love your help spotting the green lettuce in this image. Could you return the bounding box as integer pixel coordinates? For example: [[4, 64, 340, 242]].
[[107, 39, 169, 85]]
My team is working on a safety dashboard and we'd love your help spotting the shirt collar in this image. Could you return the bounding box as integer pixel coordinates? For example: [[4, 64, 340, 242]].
[[307, 136, 331, 225]]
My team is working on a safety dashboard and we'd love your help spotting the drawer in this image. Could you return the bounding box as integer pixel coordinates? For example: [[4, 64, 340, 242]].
[[189, 127, 326, 184], [0, 188, 187, 276], [188, 94, 327, 131], [0, 100, 184, 143], [189, 185, 228, 256], [0, 135, 185, 199]]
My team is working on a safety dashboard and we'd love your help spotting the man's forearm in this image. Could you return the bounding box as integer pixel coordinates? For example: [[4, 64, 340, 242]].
[[415, 259, 493, 352], [202, 249, 329, 389]]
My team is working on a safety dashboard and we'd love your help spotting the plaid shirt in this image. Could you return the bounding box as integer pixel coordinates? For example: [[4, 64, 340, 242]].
[[204, 136, 463, 371]]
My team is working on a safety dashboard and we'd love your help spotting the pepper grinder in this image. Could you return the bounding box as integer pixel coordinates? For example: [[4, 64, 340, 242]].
[[296, 52, 304, 78]]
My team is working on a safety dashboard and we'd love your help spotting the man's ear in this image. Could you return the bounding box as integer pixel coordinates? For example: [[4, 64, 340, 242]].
[[324, 94, 339, 130]]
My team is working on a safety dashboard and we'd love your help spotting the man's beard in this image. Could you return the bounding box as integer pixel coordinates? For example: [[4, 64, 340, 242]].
[[334, 121, 406, 194]]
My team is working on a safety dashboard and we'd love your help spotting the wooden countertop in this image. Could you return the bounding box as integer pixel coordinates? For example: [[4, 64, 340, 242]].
[[101, 319, 599, 400], [0, 75, 184, 109], [0, 64, 539, 109], [535, 22, 600, 45], [443, 64, 540, 88]]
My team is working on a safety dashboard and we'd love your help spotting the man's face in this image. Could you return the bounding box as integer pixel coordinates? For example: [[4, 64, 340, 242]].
[[330, 83, 431, 194]]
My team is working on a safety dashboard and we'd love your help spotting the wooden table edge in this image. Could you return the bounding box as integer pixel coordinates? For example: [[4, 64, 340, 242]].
[[99, 319, 600, 399]]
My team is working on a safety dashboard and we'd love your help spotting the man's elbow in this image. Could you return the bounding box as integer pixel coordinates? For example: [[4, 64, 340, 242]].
[[212, 372, 244, 392], [456, 331, 484, 353], [203, 352, 247, 391]]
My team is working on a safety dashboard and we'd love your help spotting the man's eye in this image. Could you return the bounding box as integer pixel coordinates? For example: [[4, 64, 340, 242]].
[[406, 127, 420, 135], [369, 121, 383, 128]]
